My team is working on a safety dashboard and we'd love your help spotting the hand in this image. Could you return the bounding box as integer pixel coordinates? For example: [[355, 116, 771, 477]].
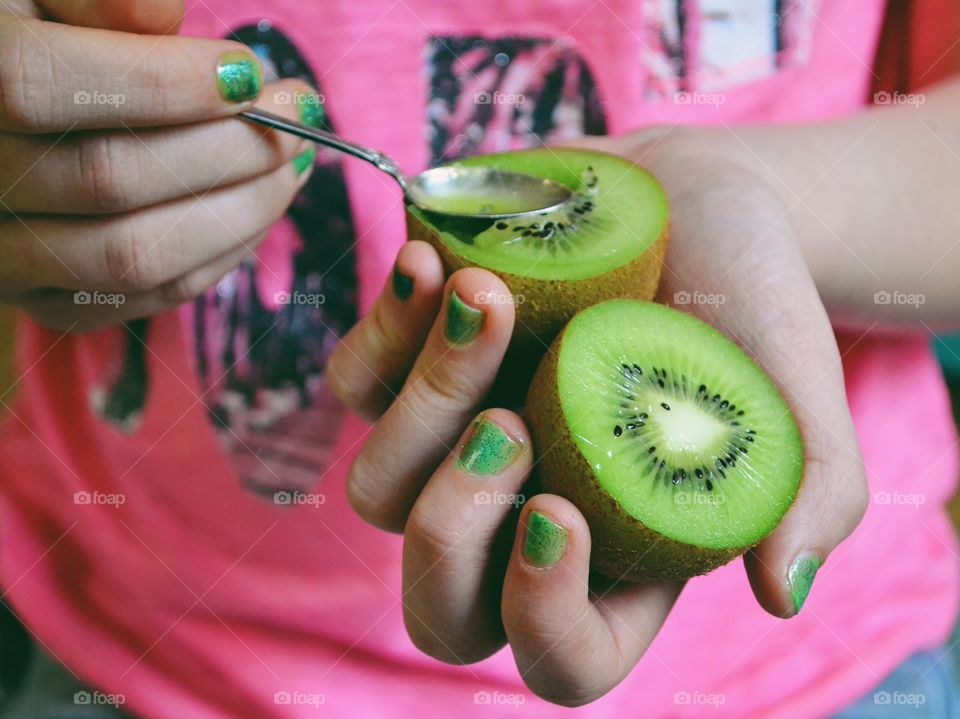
[[0, 0, 317, 331], [328, 128, 868, 706]]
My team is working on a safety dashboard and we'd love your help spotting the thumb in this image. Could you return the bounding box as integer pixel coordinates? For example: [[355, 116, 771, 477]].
[[35, 0, 184, 34]]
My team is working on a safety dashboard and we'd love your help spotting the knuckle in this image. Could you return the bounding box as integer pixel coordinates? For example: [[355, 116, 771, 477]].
[[405, 503, 469, 559], [326, 344, 389, 422], [346, 453, 402, 532], [407, 362, 478, 417], [369, 301, 409, 361], [157, 268, 211, 307], [78, 135, 137, 212], [102, 222, 167, 292], [0, 22, 49, 132]]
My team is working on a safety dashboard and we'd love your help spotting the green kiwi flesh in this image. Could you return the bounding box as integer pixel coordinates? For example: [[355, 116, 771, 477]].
[[525, 299, 804, 581], [406, 148, 668, 359]]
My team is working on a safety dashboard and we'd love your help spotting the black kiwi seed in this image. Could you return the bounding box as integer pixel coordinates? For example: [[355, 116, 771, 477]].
[[698, 384, 706, 393], [648, 446, 656, 454], [495, 222, 508, 230], [613, 425, 623, 437], [706, 479, 714, 491], [695, 468, 704, 479], [657, 379, 665, 388], [661, 402, 671, 411]]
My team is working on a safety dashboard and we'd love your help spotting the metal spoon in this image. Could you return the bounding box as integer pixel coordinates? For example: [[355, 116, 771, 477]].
[[240, 108, 573, 219]]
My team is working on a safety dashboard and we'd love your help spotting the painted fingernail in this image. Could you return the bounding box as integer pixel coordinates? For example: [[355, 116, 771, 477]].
[[293, 145, 316, 176], [297, 93, 325, 129], [392, 262, 414, 300], [445, 291, 484, 346], [523, 511, 567, 568], [217, 51, 264, 103], [787, 552, 821, 614], [456, 417, 521, 476]]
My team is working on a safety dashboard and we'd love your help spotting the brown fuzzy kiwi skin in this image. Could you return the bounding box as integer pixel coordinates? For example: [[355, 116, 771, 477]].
[[524, 325, 751, 583], [405, 211, 668, 359]]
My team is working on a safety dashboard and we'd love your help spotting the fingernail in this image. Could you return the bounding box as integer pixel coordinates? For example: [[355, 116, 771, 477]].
[[456, 417, 521, 476], [217, 51, 264, 103], [392, 262, 414, 300], [445, 291, 484, 346], [297, 93, 325, 129], [787, 552, 821, 614], [293, 145, 316, 176], [523, 511, 567, 568]]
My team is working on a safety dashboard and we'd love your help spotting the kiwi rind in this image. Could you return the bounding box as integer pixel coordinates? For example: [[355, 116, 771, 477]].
[[405, 148, 668, 357], [525, 301, 802, 582]]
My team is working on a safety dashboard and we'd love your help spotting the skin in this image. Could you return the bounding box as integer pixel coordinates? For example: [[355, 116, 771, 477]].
[[3, 0, 960, 709], [0, 0, 317, 330], [330, 75, 960, 711]]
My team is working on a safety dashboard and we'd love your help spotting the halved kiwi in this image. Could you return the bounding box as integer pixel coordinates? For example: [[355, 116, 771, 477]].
[[525, 300, 804, 581], [406, 148, 668, 361]]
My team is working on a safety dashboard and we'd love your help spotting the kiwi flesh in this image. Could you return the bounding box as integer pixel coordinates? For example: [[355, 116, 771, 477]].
[[525, 300, 804, 582], [406, 148, 668, 363]]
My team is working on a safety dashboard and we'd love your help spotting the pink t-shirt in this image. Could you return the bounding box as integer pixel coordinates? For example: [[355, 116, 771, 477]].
[[1, 1, 957, 717]]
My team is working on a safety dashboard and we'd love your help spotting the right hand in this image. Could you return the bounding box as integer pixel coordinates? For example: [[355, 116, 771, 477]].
[[0, 0, 318, 331]]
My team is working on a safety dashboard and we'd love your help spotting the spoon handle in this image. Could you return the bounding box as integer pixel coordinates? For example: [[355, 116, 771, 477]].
[[239, 108, 407, 191]]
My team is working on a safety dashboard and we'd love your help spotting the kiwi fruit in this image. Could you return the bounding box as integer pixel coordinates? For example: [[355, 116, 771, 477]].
[[406, 148, 668, 365], [525, 299, 803, 582]]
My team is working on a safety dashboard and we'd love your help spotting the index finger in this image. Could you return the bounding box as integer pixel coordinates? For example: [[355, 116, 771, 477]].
[[0, 15, 264, 132]]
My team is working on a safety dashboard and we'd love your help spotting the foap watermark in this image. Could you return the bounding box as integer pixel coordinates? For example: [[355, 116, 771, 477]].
[[873, 491, 925, 508], [74, 691, 125, 707], [74, 490, 126, 508], [473, 690, 526, 707], [74, 90, 126, 108], [674, 290, 726, 307], [274, 291, 326, 307], [274, 491, 326, 508], [672, 91, 726, 108], [273, 90, 325, 108], [873, 290, 925, 308], [874, 690, 926, 707], [674, 691, 726, 708], [675, 491, 726, 507], [474, 290, 526, 306], [874, 91, 925, 108], [74, 290, 126, 308], [474, 91, 526, 106], [273, 691, 326, 708], [474, 491, 525, 508]]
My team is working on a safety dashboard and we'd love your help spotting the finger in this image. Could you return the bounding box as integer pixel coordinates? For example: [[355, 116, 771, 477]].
[[1, 150, 313, 293], [502, 495, 683, 706], [14, 234, 267, 332], [328, 241, 444, 422], [0, 16, 265, 132], [402, 409, 530, 664], [0, 81, 319, 214], [36, 0, 185, 34], [347, 269, 516, 532]]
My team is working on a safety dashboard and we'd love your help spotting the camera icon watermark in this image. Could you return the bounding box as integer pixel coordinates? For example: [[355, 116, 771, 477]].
[[74, 691, 126, 707], [873, 690, 926, 706], [74, 290, 126, 308], [672, 91, 726, 108], [74, 490, 126, 508], [273, 491, 326, 508], [874, 91, 925, 108], [473, 690, 526, 707], [873, 491, 925, 508], [273, 690, 326, 707], [474, 91, 526, 106], [74, 90, 127, 108], [674, 690, 726, 707], [674, 290, 726, 308], [873, 290, 925, 308], [274, 291, 326, 307]]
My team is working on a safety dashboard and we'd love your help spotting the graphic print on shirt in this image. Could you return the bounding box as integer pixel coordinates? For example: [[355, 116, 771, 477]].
[[426, 36, 608, 165], [642, 0, 819, 98], [185, 22, 359, 496]]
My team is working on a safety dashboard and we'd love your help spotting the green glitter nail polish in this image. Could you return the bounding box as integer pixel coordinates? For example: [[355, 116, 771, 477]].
[[456, 418, 520, 476], [523, 511, 567, 568], [293, 145, 316, 176], [788, 552, 821, 614], [392, 263, 414, 300], [217, 51, 263, 103], [297, 94, 325, 129], [445, 291, 484, 346]]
